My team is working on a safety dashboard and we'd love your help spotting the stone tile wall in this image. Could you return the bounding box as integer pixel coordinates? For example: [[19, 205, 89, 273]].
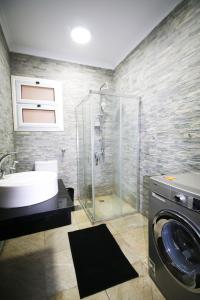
[[113, 0, 200, 215], [10, 53, 113, 197], [0, 25, 14, 166]]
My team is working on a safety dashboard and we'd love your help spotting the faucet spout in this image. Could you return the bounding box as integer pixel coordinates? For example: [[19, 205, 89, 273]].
[[0, 152, 17, 163], [0, 152, 17, 179]]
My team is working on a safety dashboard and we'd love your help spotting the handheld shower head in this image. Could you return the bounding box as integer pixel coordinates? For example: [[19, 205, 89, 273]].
[[101, 100, 106, 112]]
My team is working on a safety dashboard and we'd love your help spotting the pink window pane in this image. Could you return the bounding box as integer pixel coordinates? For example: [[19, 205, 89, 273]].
[[22, 109, 56, 123], [21, 85, 55, 101]]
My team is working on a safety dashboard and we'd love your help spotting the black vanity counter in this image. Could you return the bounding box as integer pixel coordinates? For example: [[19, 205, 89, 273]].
[[0, 180, 74, 241]]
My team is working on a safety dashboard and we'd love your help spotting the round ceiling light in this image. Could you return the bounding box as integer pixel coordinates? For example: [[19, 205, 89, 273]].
[[71, 27, 91, 44]]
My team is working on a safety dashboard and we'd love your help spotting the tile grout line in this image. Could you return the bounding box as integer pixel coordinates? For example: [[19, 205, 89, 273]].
[[105, 289, 111, 300]]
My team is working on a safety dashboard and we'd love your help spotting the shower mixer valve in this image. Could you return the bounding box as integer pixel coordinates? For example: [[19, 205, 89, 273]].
[[94, 152, 100, 165], [94, 149, 105, 166]]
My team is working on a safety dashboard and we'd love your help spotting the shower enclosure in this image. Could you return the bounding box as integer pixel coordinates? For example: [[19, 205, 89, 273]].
[[76, 89, 140, 222]]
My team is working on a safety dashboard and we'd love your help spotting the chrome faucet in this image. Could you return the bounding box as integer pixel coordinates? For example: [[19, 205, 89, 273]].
[[10, 160, 19, 173], [0, 152, 17, 179]]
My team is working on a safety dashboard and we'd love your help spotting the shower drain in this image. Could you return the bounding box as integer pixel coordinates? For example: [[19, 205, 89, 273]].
[[98, 199, 105, 203]]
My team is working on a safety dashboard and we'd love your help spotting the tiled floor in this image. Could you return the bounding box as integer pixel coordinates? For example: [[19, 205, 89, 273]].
[[0, 208, 165, 300]]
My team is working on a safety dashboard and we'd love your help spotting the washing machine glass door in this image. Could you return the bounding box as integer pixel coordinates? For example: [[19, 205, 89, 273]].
[[154, 211, 200, 291]]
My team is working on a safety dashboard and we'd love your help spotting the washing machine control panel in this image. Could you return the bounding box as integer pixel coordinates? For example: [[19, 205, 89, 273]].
[[174, 193, 187, 203], [171, 189, 200, 212]]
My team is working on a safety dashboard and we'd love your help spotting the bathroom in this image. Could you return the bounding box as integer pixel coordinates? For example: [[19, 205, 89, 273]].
[[0, 0, 200, 299]]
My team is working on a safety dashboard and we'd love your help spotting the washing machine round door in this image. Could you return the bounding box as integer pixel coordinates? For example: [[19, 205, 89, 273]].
[[153, 210, 200, 292]]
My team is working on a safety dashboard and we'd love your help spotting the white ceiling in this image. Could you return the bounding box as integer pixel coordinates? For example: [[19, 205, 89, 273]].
[[0, 0, 181, 69]]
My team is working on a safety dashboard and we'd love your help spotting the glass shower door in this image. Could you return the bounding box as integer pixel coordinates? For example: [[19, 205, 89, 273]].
[[120, 96, 140, 214], [92, 93, 122, 221], [76, 96, 94, 220], [76, 91, 140, 223], [83, 96, 94, 218], [76, 103, 85, 207]]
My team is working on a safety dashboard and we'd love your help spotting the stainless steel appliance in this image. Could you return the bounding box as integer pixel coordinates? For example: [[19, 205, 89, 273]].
[[149, 173, 200, 299]]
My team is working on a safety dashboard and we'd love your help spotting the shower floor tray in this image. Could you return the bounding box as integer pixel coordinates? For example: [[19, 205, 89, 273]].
[[81, 194, 136, 222]]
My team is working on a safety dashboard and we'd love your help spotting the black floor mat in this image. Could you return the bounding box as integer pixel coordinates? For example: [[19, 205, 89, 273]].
[[68, 224, 138, 298]]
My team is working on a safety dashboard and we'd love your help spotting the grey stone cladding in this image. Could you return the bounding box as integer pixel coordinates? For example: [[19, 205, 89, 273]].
[[10, 53, 113, 197], [0, 25, 14, 164], [113, 0, 200, 215]]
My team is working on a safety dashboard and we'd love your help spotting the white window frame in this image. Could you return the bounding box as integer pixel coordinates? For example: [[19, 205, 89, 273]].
[[11, 75, 64, 131]]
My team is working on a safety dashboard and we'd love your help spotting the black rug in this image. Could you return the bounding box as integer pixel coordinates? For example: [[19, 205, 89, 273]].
[[68, 224, 138, 298]]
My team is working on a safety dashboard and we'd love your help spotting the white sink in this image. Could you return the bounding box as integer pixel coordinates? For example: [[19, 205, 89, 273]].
[[0, 171, 58, 208]]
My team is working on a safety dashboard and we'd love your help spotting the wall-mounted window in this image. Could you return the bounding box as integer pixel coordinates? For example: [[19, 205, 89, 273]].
[[11, 76, 64, 131]]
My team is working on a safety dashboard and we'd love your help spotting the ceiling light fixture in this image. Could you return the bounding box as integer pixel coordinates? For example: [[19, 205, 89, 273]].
[[71, 27, 91, 44]]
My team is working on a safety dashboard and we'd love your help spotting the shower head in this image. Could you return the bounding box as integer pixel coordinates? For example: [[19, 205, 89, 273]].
[[99, 94, 107, 113], [99, 83, 108, 114]]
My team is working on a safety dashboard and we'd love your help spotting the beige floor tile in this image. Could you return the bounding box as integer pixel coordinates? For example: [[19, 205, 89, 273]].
[[106, 276, 153, 300], [92, 219, 118, 235], [132, 260, 148, 277], [114, 234, 140, 264], [45, 225, 77, 253], [48, 286, 109, 300], [107, 214, 148, 235], [77, 222, 93, 230], [74, 200, 80, 206], [48, 286, 79, 300], [84, 290, 109, 300], [120, 226, 148, 262], [105, 222, 119, 235], [72, 210, 91, 225], [0, 249, 48, 300], [45, 250, 77, 297], [150, 279, 165, 300], [0, 232, 45, 260], [71, 211, 78, 226]]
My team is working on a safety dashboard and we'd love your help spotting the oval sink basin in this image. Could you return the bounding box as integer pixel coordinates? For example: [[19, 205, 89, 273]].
[[0, 171, 58, 208]]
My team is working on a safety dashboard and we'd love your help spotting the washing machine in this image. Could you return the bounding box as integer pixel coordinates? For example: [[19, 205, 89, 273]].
[[149, 173, 200, 300]]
